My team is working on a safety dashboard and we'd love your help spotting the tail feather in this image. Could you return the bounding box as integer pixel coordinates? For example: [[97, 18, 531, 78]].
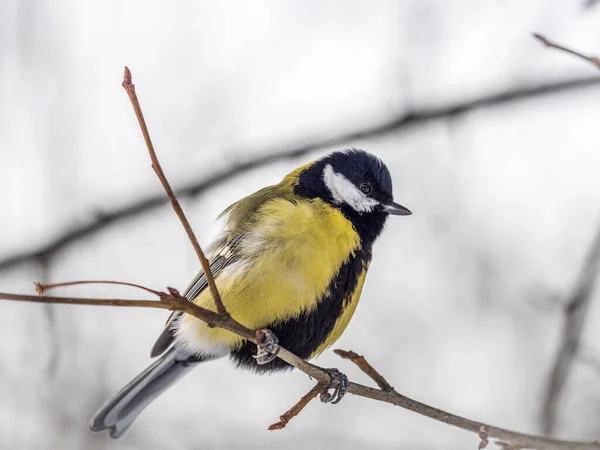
[[89, 346, 208, 438]]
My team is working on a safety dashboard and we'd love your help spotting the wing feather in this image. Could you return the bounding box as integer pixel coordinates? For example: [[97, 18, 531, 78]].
[[149, 234, 245, 357], [150, 177, 300, 358]]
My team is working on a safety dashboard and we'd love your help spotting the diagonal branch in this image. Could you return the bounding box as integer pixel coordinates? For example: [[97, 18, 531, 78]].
[[334, 351, 599, 450], [0, 288, 327, 382], [334, 349, 393, 391], [121, 67, 227, 316], [533, 34, 600, 70], [2, 76, 600, 272], [268, 383, 325, 430]]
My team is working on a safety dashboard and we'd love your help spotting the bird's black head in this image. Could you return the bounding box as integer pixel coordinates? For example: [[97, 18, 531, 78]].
[[295, 149, 411, 244]]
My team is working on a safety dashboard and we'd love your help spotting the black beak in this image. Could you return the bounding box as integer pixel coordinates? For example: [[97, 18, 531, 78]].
[[384, 201, 412, 216]]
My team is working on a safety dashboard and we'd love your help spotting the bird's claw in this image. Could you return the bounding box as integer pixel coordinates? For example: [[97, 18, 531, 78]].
[[320, 368, 348, 404], [253, 329, 280, 365]]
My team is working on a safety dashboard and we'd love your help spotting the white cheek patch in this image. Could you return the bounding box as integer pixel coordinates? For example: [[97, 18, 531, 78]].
[[323, 164, 379, 213]]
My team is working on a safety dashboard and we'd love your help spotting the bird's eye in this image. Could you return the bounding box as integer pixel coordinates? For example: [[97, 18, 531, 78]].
[[360, 183, 372, 194]]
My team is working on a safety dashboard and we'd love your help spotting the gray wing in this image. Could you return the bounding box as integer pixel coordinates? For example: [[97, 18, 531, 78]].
[[150, 234, 245, 357]]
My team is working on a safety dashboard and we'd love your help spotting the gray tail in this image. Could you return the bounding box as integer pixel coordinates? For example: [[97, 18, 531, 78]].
[[89, 346, 208, 438]]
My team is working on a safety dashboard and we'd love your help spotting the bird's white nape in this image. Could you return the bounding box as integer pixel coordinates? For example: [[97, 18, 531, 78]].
[[323, 164, 379, 213]]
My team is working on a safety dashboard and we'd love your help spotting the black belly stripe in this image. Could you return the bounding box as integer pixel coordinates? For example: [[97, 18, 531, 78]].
[[230, 246, 372, 372]]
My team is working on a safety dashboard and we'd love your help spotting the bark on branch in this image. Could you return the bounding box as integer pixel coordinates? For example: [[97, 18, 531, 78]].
[[121, 67, 227, 316]]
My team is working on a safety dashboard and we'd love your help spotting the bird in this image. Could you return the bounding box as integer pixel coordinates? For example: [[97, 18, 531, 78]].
[[89, 149, 411, 438]]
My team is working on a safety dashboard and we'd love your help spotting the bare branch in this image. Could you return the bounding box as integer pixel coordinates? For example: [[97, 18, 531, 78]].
[[0, 289, 327, 382], [121, 67, 227, 316], [336, 352, 600, 450], [1, 290, 599, 449], [2, 76, 600, 273], [542, 224, 600, 434], [0, 289, 252, 343], [268, 383, 324, 430], [35, 280, 163, 297], [334, 349, 393, 391], [533, 34, 600, 70]]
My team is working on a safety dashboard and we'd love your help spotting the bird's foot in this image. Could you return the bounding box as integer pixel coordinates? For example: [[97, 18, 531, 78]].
[[320, 368, 348, 404], [253, 329, 280, 365]]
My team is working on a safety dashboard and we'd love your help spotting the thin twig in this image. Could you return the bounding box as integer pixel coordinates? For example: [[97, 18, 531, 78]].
[[533, 34, 600, 70], [121, 67, 227, 316], [2, 75, 600, 273], [268, 383, 325, 430], [0, 291, 165, 309], [120, 65, 326, 382], [35, 280, 163, 297], [334, 349, 393, 391], [541, 224, 600, 434]]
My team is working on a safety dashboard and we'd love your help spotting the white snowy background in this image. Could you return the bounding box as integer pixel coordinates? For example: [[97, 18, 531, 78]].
[[1, 1, 600, 449]]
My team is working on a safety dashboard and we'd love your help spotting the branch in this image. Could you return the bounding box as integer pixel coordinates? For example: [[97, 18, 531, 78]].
[[268, 383, 325, 430], [541, 224, 600, 434], [2, 76, 600, 272], [334, 349, 393, 391], [1, 289, 599, 448], [121, 67, 227, 316], [35, 280, 163, 297], [0, 291, 164, 309], [334, 351, 599, 450], [533, 34, 600, 71]]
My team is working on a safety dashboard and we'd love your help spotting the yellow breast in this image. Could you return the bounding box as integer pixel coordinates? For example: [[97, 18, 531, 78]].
[[180, 198, 361, 352]]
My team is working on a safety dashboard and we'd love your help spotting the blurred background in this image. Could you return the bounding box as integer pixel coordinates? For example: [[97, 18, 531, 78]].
[[1, 1, 600, 449]]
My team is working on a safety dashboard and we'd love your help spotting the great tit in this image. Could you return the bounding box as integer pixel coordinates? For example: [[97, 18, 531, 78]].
[[89, 149, 411, 438]]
